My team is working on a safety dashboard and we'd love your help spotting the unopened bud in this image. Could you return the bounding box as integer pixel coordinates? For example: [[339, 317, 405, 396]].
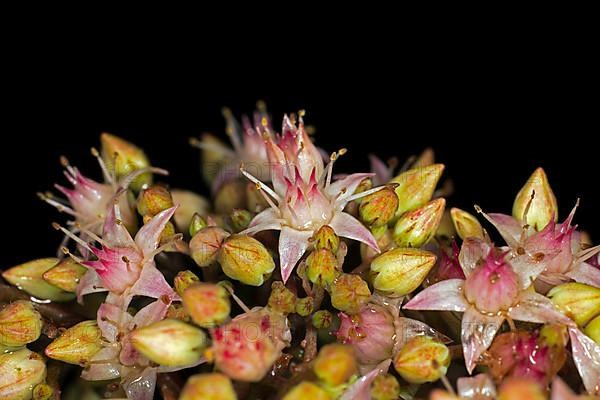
[[539, 324, 569, 348], [215, 180, 247, 214], [100, 133, 151, 192], [296, 297, 314, 317], [584, 315, 600, 344], [0, 348, 46, 400], [45, 320, 102, 366], [268, 282, 297, 314], [230, 209, 253, 232], [512, 167, 558, 231], [497, 377, 545, 400], [370, 248, 437, 297], [548, 282, 600, 327], [283, 382, 331, 400], [218, 235, 276, 286], [391, 164, 444, 218], [174, 270, 201, 297], [2, 258, 75, 302], [313, 343, 358, 386], [189, 227, 230, 267], [306, 249, 340, 287], [330, 274, 371, 314], [0, 300, 42, 346], [359, 186, 399, 227], [179, 373, 237, 400], [42, 258, 87, 293], [450, 207, 486, 240], [312, 310, 333, 330], [371, 374, 401, 400], [32, 383, 54, 400], [393, 336, 450, 384], [413, 148, 435, 168], [313, 225, 340, 253], [183, 283, 231, 328], [393, 198, 446, 247], [131, 319, 208, 366], [189, 213, 208, 237], [137, 185, 174, 217], [171, 189, 210, 232]]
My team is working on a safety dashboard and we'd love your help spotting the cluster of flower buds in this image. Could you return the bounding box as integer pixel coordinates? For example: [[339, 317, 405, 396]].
[[1, 107, 599, 400]]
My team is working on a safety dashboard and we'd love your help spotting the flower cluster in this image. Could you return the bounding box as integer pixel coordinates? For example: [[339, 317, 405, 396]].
[[1, 106, 599, 400]]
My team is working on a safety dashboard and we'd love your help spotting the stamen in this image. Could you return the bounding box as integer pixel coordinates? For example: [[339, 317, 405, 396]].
[[346, 185, 385, 203], [53, 222, 94, 253], [188, 137, 236, 157], [91, 147, 115, 185], [577, 244, 600, 263], [143, 233, 184, 264], [73, 222, 108, 247], [522, 190, 536, 227], [117, 166, 169, 193], [37, 192, 80, 218], [239, 166, 281, 202], [222, 107, 242, 153], [254, 183, 278, 211], [61, 247, 84, 264], [222, 283, 250, 313]]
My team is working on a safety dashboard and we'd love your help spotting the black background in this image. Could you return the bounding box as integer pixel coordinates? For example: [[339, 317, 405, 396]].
[[2, 47, 598, 268]]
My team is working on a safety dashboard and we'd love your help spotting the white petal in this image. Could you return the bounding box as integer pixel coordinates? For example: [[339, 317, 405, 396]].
[[329, 212, 379, 251], [461, 307, 504, 373], [403, 279, 468, 312], [340, 359, 391, 400], [278, 226, 312, 283], [135, 206, 178, 258], [568, 327, 600, 395], [508, 291, 573, 326]]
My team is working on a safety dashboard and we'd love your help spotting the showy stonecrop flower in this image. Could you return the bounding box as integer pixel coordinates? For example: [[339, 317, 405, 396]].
[[239, 113, 380, 282]]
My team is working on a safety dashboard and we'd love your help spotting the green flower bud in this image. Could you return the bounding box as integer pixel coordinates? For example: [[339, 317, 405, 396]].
[[268, 282, 297, 314], [306, 249, 339, 287], [171, 189, 210, 233], [42, 258, 87, 293], [313, 225, 340, 253], [359, 186, 399, 227], [371, 374, 401, 400], [393, 198, 446, 247], [32, 383, 54, 400], [393, 336, 450, 384], [183, 283, 231, 328], [313, 343, 358, 386], [137, 185, 174, 217], [180, 373, 237, 400], [215, 181, 247, 214], [330, 274, 371, 314], [312, 310, 333, 330], [174, 270, 201, 297], [0, 349, 46, 400], [189, 213, 208, 237], [450, 207, 486, 240], [45, 320, 102, 366], [283, 382, 331, 400], [0, 300, 42, 347], [131, 319, 208, 366], [100, 132, 151, 192], [584, 315, 600, 344], [512, 167, 558, 231], [370, 248, 437, 297], [189, 227, 230, 267], [391, 164, 445, 218], [548, 283, 600, 327], [2, 258, 75, 302], [218, 235, 276, 286], [296, 297, 314, 317], [230, 209, 253, 232]]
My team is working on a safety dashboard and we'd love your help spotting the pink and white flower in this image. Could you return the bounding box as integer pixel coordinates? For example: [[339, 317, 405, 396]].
[[240, 114, 380, 282]]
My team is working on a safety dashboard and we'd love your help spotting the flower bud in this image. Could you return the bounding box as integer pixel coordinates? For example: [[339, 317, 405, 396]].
[[268, 282, 297, 314], [539, 324, 569, 348], [512, 167, 558, 231], [215, 180, 247, 214], [371, 374, 401, 400], [179, 373, 237, 400], [393, 198, 446, 247], [45, 320, 102, 366], [137, 185, 174, 217], [393, 336, 450, 384], [0, 300, 42, 346], [2, 258, 75, 302], [171, 189, 210, 232], [391, 164, 444, 218], [584, 315, 600, 344], [330, 274, 371, 314], [218, 235, 276, 286], [450, 207, 486, 240], [230, 209, 253, 232], [306, 249, 340, 287], [32, 384, 54, 400], [336, 304, 395, 367], [283, 382, 331, 400], [100, 132, 151, 192], [183, 283, 231, 328], [313, 225, 340, 253], [313, 343, 358, 386], [131, 319, 208, 366], [359, 186, 399, 227], [497, 377, 545, 400], [360, 225, 393, 264], [296, 297, 314, 317], [0, 348, 46, 400], [312, 310, 333, 330], [189, 213, 208, 237], [42, 258, 87, 293], [548, 282, 600, 327], [189, 227, 230, 267], [174, 270, 201, 297], [370, 248, 437, 297]]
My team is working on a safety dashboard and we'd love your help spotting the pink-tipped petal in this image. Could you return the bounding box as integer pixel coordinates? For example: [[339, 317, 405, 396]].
[[103, 202, 135, 248], [369, 154, 392, 186], [130, 262, 177, 301], [508, 291, 573, 326], [566, 262, 600, 287], [133, 299, 171, 329], [487, 213, 522, 246], [510, 249, 560, 290], [551, 377, 578, 400], [248, 208, 280, 229], [76, 269, 107, 304], [459, 237, 492, 277], [123, 367, 157, 400], [403, 279, 468, 312], [278, 226, 312, 283], [339, 359, 392, 400], [135, 206, 178, 258], [568, 327, 600, 395], [97, 303, 132, 343], [457, 373, 497, 399], [330, 212, 379, 252], [461, 307, 504, 374]]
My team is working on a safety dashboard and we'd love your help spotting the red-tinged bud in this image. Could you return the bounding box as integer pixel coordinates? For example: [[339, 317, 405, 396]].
[[174, 270, 201, 297], [359, 186, 399, 227], [45, 320, 102, 366], [393, 336, 450, 384], [330, 274, 371, 314], [0, 349, 46, 400], [218, 235, 276, 286], [512, 167, 558, 231], [393, 198, 446, 247], [371, 374, 401, 400], [101, 132, 152, 192], [0, 300, 42, 347], [189, 227, 230, 267], [42, 258, 87, 293], [497, 377, 545, 400], [179, 373, 237, 400], [183, 283, 231, 328], [306, 248, 340, 287], [391, 164, 444, 218]]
